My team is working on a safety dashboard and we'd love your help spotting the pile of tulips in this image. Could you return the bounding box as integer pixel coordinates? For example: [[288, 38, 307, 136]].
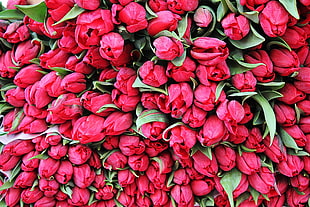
[[0, 0, 309, 206]]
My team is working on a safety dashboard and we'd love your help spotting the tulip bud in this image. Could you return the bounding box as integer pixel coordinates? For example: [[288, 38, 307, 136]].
[[269, 49, 300, 77], [68, 187, 90, 206], [104, 151, 127, 170], [72, 115, 105, 144], [0, 151, 21, 171], [55, 160, 73, 184], [191, 178, 215, 196], [150, 189, 169, 206], [61, 72, 87, 93], [99, 32, 124, 61], [21, 187, 43, 204], [192, 150, 218, 177], [5, 188, 22, 207], [139, 61, 168, 87], [38, 157, 60, 179], [214, 145, 236, 171], [13, 64, 44, 88], [259, 1, 289, 37], [290, 173, 310, 192], [274, 103, 296, 127], [248, 167, 275, 194], [198, 115, 228, 146], [263, 135, 287, 163], [154, 36, 184, 61], [73, 164, 96, 188], [14, 171, 37, 188], [128, 153, 149, 172], [171, 185, 194, 207], [103, 111, 132, 135], [48, 143, 68, 159], [5, 87, 26, 107], [221, 13, 250, 40], [278, 83, 306, 105], [194, 7, 212, 27], [39, 178, 60, 197], [231, 71, 257, 92], [278, 154, 304, 177], [81, 91, 115, 117], [34, 196, 56, 207], [236, 152, 261, 175]]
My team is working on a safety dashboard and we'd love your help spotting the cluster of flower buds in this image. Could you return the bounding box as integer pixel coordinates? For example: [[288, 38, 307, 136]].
[[0, 0, 309, 206]]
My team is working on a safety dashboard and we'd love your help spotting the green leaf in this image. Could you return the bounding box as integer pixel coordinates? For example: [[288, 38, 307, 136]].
[[145, 1, 157, 20], [162, 122, 185, 141], [166, 171, 175, 188], [53, 4, 84, 25], [215, 81, 228, 102], [132, 76, 168, 95], [217, 1, 228, 22], [0, 180, 14, 191], [0, 103, 14, 114], [249, 187, 260, 205], [257, 82, 285, 90], [260, 90, 283, 101], [10, 109, 24, 132], [234, 59, 265, 69], [279, 0, 299, 19], [224, 0, 238, 13], [220, 168, 242, 207], [235, 192, 250, 207], [136, 109, 168, 130], [177, 13, 188, 38], [96, 104, 120, 113], [266, 37, 292, 51], [252, 94, 276, 143], [49, 67, 73, 76], [171, 50, 186, 67], [229, 24, 265, 50], [15, 2, 47, 23], [0, 9, 24, 20], [278, 128, 302, 151], [236, 0, 259, 23], [0, 37, 12, 49], [9, 161, 21, 182], [154, 30, 181, 41], [60, 185, 73, 199], [191, 144, 213, 160], [27, 153, 49, 161], [228, 91, 257, 97], [199, 196, 215, 207]]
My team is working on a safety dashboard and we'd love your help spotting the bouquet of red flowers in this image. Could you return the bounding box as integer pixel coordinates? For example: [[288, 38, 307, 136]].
[[0, 0, 309, 206]]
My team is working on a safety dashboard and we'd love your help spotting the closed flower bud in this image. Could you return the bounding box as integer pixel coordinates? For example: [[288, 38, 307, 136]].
[[232, 71, 257, 92], [39, 178, 60, 197], [5, 188, 22, 207], [222, 13, 250, 40], [103, 111, 133, 135], [198, 115, 228, 146], [263, 135, 287, 163], [214, 145, 236, 171], [68, 144, 92, 165], [104, 151, 128, 170], [55, 160, 73, 184], [269, 48, 300, 76], [48, 144, 68, 160], [248, 167, 275, 194], [171, 185, 194, 207], [13, 40, 40, 66], [99, 32, 124, 61], [274, 103, 296, 127], [236, 152, 261, 175], [61, 72, 87, 93], [154, 36, 184, 60], [139, 61, 168, 87], [278, 154, 304, 177], [194, 7, 213, 27], [21, 187, 43, 204], [68, 187, 90, 206], [191, 37, 229, 66], [13, 64, 44, 88], [34, 196, 56, 207], [38, 157, 60, 179], [73, 164, 96, 188], [259, 1, 289, 37], [128, 153, 149, 171], [193, 150, 218, 177], [147, 10, 181, 36], [72, 115, 105, 144], [278, 83, 306, 105]]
